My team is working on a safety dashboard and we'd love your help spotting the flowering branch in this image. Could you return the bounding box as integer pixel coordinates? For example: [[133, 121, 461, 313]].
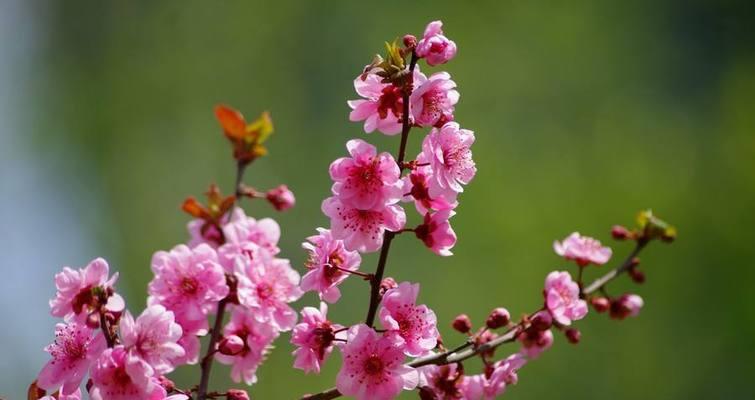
[[301, 237, 655, 400]]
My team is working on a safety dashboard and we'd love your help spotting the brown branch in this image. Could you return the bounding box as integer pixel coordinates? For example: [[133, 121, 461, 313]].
[[302, 240, 650, 400], [363, 51, 419, 327]]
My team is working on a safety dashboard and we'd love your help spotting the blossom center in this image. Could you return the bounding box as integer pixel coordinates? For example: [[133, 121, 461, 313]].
[[363, 354, 384, 376], [181, 277, 199, 295], [377, 85, 403, 119], [257, 283, 274, 299]]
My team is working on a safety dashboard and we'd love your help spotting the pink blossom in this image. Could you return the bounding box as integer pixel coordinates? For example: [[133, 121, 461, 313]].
[[553, 232, 612, 266], [223, 208, 282, 256], [403, 168, 457, 215], [89, 346, 184, 400], [417, 364, 466, 399], [329, 139, 403, 210], [415, 20, 457, 66], [49, 258, 124, 323], [301, 228, 362, 303], [518, 328, 553, 359], [379, 282, 438, 357], [419, 122, 476, 194], [410, 71, 459, 127], [187, 219, 223, 249], [322, 196, 406, 253], [215, 307, 279, 385], [463, 369, 507, 400], [235, 257, 302, 331], [172, 317, 207, 366], [148, 244, 229, 325], [415, 209, 457, 256], [36, 323, 105, 395], [347, 74, 403, 135], [120, 305, 185, 376], [40, 388, 82, 400], [266, 184, 296, 211], [290, 302, 344, 374], [497, 353, 527, 385], [336, 324, 418, 400], [544, 271, 588, 326]]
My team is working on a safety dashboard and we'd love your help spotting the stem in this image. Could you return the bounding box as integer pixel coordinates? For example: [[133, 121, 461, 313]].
[[303, 240, 651, 400], [198, 161, 248, 400], [363, 52, 419, 327], [99, 308, 115, 348]]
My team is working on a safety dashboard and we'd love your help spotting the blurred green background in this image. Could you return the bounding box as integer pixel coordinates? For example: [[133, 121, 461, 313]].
[[2, 0, 754, 398]]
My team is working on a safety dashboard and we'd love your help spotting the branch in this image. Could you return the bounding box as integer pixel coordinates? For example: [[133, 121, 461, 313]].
[[302, 240, 650, 400], [197, 161, 248, 400], [363, 52, 419, 327]]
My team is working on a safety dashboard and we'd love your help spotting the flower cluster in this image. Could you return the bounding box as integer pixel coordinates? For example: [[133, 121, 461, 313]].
[[32, 105, 298, 400]]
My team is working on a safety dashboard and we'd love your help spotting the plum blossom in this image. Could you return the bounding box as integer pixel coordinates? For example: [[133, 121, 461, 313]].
[[40, 388, 82, 400], [415, 20, 457, 66], [290, 302, 344, 374], [348, 73, 404, 135], [120, 305, 185, 377], [36, 323, 105, 395], [215, 307, 279, 385], [415, 209, 457, 256], [301, 228, 362, 303], [463, 368, 507, 400], [497, 353, 527, 385], [518, 328, 553, 359], [148, 244, 228, 325], [379, 282, 439, 357], [553, 232, 612, 266], [410, 71, 459, 127], [329, 139, 403, 211], [419, 122, 476, 194], [89, 346, 186, 400], [418, 364, 466, 399], [403, 168, 457, 215], [223, 208, 282, 256], [50, 258, 124, 323], [336, 324, 418, 400], [322, 196, 406, 253], [544, 271, 588, 326], [235, 257, 302, 331]]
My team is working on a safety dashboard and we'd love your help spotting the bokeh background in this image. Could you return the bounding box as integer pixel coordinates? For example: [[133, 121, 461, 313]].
[[2, 0, 754, 398]]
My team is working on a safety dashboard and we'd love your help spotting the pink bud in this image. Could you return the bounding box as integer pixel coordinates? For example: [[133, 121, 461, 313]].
[[157, 375, 175, 392], [485, 307, 510, 329], [530, 311, 553, 331], [452, 314, 472, 334], [403, 34, 417, 49], [379, 277, 398, 296], [629, 268, 646, 284], [86, 312, 100, 329], [611, 225, 630, 240], [218, 335, 244, 356], [266, 184, 295, 211], [610, 294, 644, 320], [590, 296, 610, 313], [226, 389, 250, 400], [565, 328, 581, 344]]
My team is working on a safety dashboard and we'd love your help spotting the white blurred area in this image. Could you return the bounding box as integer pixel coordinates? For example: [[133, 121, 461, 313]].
[[0, 1, 107, 398]]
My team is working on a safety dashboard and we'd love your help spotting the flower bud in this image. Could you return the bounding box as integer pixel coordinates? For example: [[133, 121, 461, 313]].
[[530, 311, 552, 331], [219, 335, 244, 356], [629, 268, 646, 284], [266, 185, 295, 211], [611, 225, 630, 240], [379, 277, 398, 296], [565, 328, 581, 344], [485, 307, 510, 329], [402, 34, 417, 49], [86, 312, 101, 329], [590, 296, 610, 313], [452, 314, 472, 334], [610, 294, 644, 320], [226, 389, 250, 400]]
